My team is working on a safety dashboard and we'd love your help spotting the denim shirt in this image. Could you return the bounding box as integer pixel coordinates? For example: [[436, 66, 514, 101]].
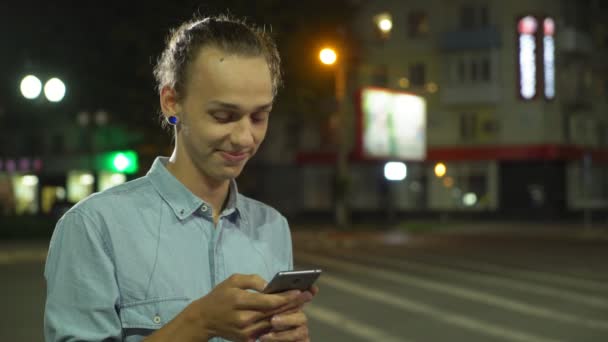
[[44, 157, 293, 342]]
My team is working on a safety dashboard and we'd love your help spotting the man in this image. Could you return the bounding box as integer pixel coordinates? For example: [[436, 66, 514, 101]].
[[44, 15, 317, 342]]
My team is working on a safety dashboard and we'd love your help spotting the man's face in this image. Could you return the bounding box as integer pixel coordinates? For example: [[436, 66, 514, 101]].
[[176, 46, 273, 182]]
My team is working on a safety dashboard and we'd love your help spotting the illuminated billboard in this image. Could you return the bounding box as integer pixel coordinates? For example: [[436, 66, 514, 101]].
[[357, 87, 426, 161]]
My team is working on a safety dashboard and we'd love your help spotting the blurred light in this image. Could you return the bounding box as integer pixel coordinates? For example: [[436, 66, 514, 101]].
[[384, 162, 407, 181], [518, 16, 538, 100], [22, 175, 39, 186], [378, 18, 393, 33], [77, 111, 90, 126], [95, 110, 109, 125], [319, 48, 337, 65], [398, 77, 410, 88], [99, 150, 139, 174], [79, 174, 95, 186], [110, 173, 126, 184], [425, 82, 439, 93], [443, 176, 454, 188], [44, 78, 66, 102], [113, 154, 130, 172], [463, 192, 478, 206], [56, 187, 66, 200], [434, 163, 447, 178], [20, 75, 42, 99], [33, 159, 43, 171], [374, 13, 393, 35], [543, 17, 555, 100], [6, 160, 16, 173], [19, 158, 30, 171]]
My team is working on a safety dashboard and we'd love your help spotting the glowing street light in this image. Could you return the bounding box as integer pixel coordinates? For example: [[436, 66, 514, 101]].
[[20, 75, 42, 99], [319, 48, 337, 65], [378, 18, 393, 33], [374, 13, 393, 38], [44, 77, 66, 102], [434, 162, 447, 178]]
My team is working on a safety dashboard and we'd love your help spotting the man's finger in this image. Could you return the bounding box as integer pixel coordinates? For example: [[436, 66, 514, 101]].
[[226, 273, 268, 292], [271, 310, 307, 330], [235, 290, 298, 311], [242, 317, 274, 341], [260, 325, 308, 342]]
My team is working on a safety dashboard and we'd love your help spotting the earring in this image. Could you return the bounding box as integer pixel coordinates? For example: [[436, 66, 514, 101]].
[[167, 115, 178, 125]]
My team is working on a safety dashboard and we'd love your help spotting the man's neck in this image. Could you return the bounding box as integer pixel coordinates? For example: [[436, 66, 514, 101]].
[[166, 152, 230, 222]]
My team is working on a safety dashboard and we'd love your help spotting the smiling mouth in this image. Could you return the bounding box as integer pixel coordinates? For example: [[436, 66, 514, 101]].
[[219, 150, 249, 163]]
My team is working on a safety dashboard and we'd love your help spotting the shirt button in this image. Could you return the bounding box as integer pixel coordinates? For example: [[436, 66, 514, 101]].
[[153, 315, 161, 324], [201, 205, 209, 213]]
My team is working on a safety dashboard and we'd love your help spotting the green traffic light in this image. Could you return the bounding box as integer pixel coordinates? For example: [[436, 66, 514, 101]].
[[113, 153, 131, 172], [99, 150, 138, 174]]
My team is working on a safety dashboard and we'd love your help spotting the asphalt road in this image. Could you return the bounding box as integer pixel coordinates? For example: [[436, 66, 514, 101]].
[[1, 227, 607, 341]]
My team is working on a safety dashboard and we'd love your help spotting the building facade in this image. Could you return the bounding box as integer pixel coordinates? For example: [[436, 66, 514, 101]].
[[290, 0, 608, 220]]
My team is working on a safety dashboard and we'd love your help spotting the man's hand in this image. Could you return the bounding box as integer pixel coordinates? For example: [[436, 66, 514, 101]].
[[258, 285, 319, 342], [193, 274, 301, 342]]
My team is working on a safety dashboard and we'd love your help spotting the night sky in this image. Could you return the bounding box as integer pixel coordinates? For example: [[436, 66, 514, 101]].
[[0, 1, 355, 143]]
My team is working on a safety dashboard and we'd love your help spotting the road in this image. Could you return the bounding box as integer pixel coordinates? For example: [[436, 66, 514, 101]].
[[1, 226, 608, 341]]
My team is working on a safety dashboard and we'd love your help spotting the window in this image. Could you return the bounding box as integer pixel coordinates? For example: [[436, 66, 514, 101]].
[[480, 6, 489, 27], [460, 112, 477, 141], [470, 60, 479, 81], [460, 5, 490, 29], [408, 11, 429, 37], [409, 63, 426, 87], [451, 55, 492, 84], [458, 59, 466, 83], [481, 57, 491, 81]]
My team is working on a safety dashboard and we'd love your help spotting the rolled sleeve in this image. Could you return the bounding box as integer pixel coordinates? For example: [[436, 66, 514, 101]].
[[44, 209, 122, 342]]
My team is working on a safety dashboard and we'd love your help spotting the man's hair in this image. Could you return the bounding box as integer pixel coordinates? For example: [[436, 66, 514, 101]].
[[154, 14, 282, 102]]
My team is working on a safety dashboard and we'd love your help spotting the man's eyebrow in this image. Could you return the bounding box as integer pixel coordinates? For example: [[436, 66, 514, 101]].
[[207, 101, 273, 112]]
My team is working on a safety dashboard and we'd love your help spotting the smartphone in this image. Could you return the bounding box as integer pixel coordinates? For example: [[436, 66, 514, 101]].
[[263, 269, 322, 294]]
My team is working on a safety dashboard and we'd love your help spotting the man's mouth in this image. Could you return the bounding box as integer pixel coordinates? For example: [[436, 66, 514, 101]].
[[219, 150, 249, 163]]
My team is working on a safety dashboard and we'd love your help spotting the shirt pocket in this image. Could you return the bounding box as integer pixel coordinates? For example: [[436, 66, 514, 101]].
[[119, 296, 190, 329]]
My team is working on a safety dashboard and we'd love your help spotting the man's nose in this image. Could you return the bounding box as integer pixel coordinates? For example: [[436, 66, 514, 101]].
[[230, 118, 255, 148]]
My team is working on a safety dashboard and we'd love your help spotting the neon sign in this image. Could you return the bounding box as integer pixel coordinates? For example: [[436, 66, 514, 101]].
[[517, 15, 555, 101], [518, 16, 538, 100], [543, 18, 555, 99]]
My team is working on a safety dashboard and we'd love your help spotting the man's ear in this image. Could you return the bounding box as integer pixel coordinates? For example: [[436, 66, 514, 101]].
[[160, 86, 182, 117]]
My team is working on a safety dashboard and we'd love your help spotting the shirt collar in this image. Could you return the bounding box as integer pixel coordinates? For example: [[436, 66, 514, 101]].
[[147, 157, 242, 221]]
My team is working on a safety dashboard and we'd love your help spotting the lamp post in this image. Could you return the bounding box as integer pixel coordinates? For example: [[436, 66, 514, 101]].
[[319, 47, 349, 228]]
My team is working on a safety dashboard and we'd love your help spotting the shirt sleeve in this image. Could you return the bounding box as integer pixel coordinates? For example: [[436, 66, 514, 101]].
[[44, 209, 122, 342]]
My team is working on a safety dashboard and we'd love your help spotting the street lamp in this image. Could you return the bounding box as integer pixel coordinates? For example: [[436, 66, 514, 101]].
[[373, 13, 393, 39], [20, 75, 42, 99], [319, 46, 349, 228], [319, 48, 337, 65], [44, 77, 66, 102]]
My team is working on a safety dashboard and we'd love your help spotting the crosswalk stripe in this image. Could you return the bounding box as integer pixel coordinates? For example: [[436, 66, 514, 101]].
[[297, 252, 608, 331], [318, 274, 562, 342], [305, 304, 408, 342], [328, 250, 608, 309], [413, 253, 608, 293]]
